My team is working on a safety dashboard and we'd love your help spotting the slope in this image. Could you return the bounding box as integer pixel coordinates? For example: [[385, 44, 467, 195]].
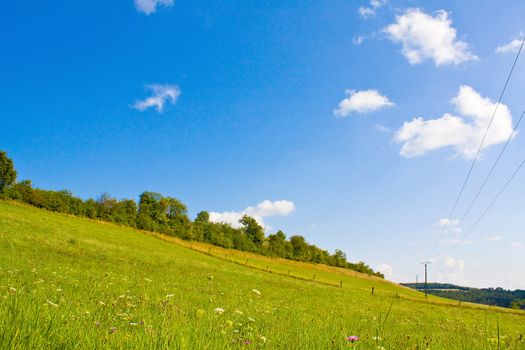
[[0, 201, 524, 349]]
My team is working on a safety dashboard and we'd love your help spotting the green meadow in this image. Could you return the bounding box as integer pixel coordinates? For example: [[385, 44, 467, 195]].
[[1, 200, 524, 349]]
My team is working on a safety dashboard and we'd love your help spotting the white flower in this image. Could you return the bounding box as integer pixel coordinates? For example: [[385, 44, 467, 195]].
[[214, 307, 225, 314], [234, 310, 243, 315]]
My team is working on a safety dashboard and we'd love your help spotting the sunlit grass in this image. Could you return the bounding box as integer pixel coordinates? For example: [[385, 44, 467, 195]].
[[1, 201, 524, 349]]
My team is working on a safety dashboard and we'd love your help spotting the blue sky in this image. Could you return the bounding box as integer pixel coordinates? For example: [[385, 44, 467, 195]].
[[2, 0, 525, 288]]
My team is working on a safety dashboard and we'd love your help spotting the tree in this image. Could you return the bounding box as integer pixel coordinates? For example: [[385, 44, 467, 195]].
[[290, 235, 308, 261], [195, 211, 210, 223], [330, 249, 347, 267], [268, 230, 287, 256], [0, 151, 17, 194], [239, 215, 265, 246], [137, 192, 164, 231]]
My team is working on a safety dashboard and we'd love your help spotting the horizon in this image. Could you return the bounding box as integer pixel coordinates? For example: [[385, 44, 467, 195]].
[[2, 0, 525, 290]]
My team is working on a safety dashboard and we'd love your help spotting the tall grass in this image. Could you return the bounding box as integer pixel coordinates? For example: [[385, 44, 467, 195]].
[[1, 201, 524, 349]]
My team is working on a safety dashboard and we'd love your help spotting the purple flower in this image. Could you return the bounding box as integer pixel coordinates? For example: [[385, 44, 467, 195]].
[[347, 335, 360, 342], [243, 340, 252, 345]]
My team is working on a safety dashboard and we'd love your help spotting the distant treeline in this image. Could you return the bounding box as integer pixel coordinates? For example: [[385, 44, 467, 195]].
[[0, 150, 383, 278], [402, 283, 525, 310]]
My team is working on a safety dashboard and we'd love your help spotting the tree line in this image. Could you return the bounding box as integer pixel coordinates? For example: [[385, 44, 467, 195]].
[[0, 150, 383, 277], [402, 283, 525, 310]]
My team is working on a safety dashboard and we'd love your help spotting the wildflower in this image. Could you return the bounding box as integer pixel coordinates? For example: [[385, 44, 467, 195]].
[[243, 340, 252, 345], [234, 310, 243, 315], [9, 287, 17, 294], [251, 289, 261, 295], [248, 317, 255, 323], [110, 327, 117, 334], [166, 294, 175, 298], [129, 322, 138, 327], [46, 300, 58, 308], [94, 321, 101, 326], [347, 336, 360, 342], [214, 307, 225, 314]]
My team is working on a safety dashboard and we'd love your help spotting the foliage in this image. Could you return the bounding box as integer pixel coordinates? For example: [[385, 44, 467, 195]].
[[402, 283, 525, 310], [0, 150, 383, 277], [0, 151, 17, 194]]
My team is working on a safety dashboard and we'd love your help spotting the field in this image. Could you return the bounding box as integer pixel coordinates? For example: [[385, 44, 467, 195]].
[[1, 200, 524, 349]]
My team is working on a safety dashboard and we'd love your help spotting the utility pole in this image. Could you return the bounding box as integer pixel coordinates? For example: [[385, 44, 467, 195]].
[[416, 275, 419, 290], [421, 261, 432, 298]]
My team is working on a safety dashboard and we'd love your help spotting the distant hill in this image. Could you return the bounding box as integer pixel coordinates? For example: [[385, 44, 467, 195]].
[[402, 283, 525, 310]]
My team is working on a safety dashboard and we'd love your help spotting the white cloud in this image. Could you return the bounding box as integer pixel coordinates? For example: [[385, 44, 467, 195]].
[[394, 85, 514, 158], [383, 9, 477, 66], [485, 235, 503, 242], [135, 0, 174, 15], [334, 89, 394, 117], [444, 256, 465, 270], [377, 263, 393, 278], [437, 256, 466, 284], [437, 218, 461, 235], [510, 242, 525, 249], [443, 238, 476, 246], [358, 0, 387, 19], [209, 200, 295, 230], [438, 218, 459, 227], [133, 84, 180, 113], [353, 36, 365, 45], [375, 124, 392, 133], [495, 36, 524, 54]]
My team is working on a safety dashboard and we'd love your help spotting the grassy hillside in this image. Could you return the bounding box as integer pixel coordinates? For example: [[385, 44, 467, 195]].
[[0, 201, 524, 349]]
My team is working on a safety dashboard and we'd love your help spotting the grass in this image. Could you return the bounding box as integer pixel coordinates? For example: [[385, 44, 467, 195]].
[[0, 200, 524, 349]]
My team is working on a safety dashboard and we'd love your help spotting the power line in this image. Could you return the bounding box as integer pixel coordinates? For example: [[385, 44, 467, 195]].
[[428, 36, 525, 258], [434, 109, 525, 258], [442, 157, 525, 258]]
